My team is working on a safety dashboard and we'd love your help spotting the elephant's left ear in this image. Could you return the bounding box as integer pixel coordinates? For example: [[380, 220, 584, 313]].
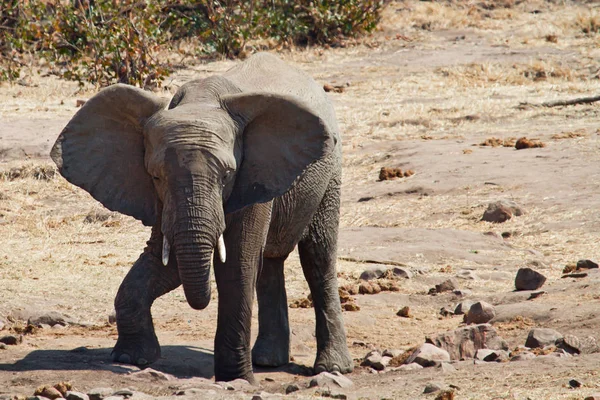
[[221, 92, 337, 213]]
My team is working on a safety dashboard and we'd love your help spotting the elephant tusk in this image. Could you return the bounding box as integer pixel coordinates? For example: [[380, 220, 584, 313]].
[[217, 234, 226, 263], [162, 235, 170, 266]]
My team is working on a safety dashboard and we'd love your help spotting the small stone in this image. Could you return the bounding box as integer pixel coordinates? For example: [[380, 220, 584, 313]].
[[359, 266, 386, 281], [0, 343, 6, 350], [390, 267, 412, 279], [309, 371, 353, 389], [383, 349, 404, 358], [433, 279, 458, 293], [396, 306, 411, 318], [452, 289, 472, 297], [405, 343, 450, 367], [436, 362, 456, 373], [525, 328, 563, 348], [285, 384, 300, 394], [577, 259, 599, 269], [465, 301, 496, 324], [112, 390, 133, 398], [395, 363, 424, 371], [423, 382, 444, 394], [454, 300, 475, 315], [361, 350, 389, 370], [569, 379, 582, 388], [456, 270, 478, 280], [426, 324, 508, 361], [34, 387, 62, 400], [439, 306, 454, 317], [481, 202, 513, 223], [528, 291, 547, 300], [585, 394, 600, 400], [88, 388, 114, 400], [66, 392, 89, 400], [0, 335, 22, 345], [515, 267, 547, 291]]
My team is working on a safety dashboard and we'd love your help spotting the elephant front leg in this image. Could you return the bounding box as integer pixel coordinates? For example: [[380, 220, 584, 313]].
[[214, 203, 271, 384], [112, 249, 181, 366]]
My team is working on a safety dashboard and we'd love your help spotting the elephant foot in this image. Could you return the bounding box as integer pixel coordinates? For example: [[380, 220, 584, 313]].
[[111, 332, 161, 366], [314, 345, 354, 374], [252, 335, 290, 367]]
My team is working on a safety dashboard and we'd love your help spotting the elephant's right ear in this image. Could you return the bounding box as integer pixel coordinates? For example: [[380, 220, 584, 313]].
[[50, 84, 168, 226]]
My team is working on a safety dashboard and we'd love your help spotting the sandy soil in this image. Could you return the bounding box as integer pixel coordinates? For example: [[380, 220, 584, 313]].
[[1, 1, 600, 398]]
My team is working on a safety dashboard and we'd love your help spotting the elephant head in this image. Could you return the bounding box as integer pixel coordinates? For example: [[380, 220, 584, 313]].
[[51, 80, 335, 310]]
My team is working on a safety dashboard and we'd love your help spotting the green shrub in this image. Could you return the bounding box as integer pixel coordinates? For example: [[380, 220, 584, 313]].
[[0, 0, 385, 86]]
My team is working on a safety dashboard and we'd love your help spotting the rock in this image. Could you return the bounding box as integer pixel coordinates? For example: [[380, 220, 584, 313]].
[[439, 306, 454, 317], [452, 289, 472, 297], [432, 279, 458, 294], [405, 343, 450, 367], [475, 349, 508, 362], [383, 349, 404, 358], [558, 335, 599, 355], [0, 343, 6, 350], [465, 301, 496, 324], [423, 382, 444, 394], [396, 306, 411, 318], [510, 352, 536, 362], [27, 311, 72, 327], [436, 362, 456, 373], [285, 384, 300, 394], [359, 266, 386, 281], [128, 368, 174, 381], [456, 270, 478, 280], [515, 267, 546, 291], [454, 300, 475, 315], [0, 335, 22, 345], [435, 390, 455, 400], [577, 259, 599, 269], [309, 371, 353, 389], [585, 394, 600, 400], [112, 390, 133, 397], [361, 350, 383, 368], [34, 387, 63, 400], [390, 267, 412, 279], [426, 324, 509, 360], [528, 291, 547, 300], [525, 328, 563, 348], [66, 392, 89, 400], [395, 363, 423, 371], [482, 200, 524, 223], [569, 379, 583, 388], [88, 388, 114, 400]]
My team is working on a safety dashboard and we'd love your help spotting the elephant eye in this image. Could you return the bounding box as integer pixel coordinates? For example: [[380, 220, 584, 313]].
[[222, 169, 234, 185], [152, 176, 160, 181]]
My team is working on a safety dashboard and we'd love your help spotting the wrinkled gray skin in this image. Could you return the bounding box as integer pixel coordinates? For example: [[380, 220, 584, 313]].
[[50, 53, 353, 383]]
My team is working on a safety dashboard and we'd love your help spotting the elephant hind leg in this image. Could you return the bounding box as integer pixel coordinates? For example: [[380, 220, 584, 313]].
[[112, 246, 181, 366], [252, 255, 290, 367], [297, 178, 353, 374]]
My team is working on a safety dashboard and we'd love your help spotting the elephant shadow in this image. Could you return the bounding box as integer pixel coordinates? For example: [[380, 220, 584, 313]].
[[0, 345, 215, 379], [0, 345, 314, 379]]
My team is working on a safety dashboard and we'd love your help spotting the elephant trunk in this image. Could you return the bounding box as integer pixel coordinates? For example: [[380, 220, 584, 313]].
[[174, 230, 215, 310]]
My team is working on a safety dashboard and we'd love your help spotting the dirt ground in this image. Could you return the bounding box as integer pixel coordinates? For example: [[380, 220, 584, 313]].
[[1, 1, 600, 399]]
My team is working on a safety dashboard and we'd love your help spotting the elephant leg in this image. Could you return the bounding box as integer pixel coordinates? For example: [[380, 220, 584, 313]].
[[214, 202, 272, 384], [297, 178, 353, 374], [112, 249, 181, 366], [252, 255, 290, 367]]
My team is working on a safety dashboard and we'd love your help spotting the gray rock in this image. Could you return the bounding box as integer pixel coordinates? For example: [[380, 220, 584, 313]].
[[436, 362, 457, 373], [382, 349, 404, 358], [432, 278, 458, 294], [426, 324, 508, 360], [510, 352, 536, 362], [309, 371, 353, 389], [390, 267, 412, 279], [361, 350, 383, 369], [475, 349, 509, 362], [0, 335, 21, 345], [515, 268, 546, 291], [128, 368, 173, 381], [112, 390, 133, 397], [456, 270, 479, 280], [454, 300, 475, 315], [359, 266, 386, 281], [465, 301, 496, 324], [27, 311, 73, 327], [423, 382, 444, 394], [558, 334, 600, 355], [577, 259, 599, 269], [525, 328, 563, 348], [285, 384, 300, 394], [439, 306, 454, 317], [453, 289, 472, 297], [88, 388, 114, 400], [395, 363, 423, 371], [482, 200, 524, 223], [66, 392, 90, 400], [405, 343, 450, 367]]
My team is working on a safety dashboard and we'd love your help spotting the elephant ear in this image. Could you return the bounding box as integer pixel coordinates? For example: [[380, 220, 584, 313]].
[[221, 92, 337, 213], [50, 84, 168, 226]]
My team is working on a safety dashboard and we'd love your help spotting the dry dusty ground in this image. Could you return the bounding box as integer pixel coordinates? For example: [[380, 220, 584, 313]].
[[1, 1, 600, 399]]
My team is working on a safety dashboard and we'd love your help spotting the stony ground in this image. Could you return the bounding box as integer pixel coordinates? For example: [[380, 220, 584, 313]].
[[1, 1, 600, 399]]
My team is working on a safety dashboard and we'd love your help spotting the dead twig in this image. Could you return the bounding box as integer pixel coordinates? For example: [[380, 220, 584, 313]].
[[519, 94, 600, 109]]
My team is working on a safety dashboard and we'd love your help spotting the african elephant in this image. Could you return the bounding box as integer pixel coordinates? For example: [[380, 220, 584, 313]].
[[50, 52, 353, 383]]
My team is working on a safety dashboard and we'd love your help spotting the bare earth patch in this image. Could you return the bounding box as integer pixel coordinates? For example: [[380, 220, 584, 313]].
[[2, 1, 600, 398]]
